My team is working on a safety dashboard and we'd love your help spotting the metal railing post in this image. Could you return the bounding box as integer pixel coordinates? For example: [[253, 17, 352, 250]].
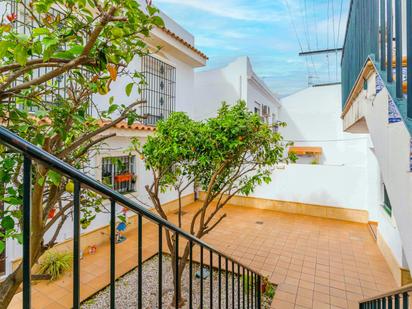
[[387, 0, 393, 82], [395, 0, 403, 98], [22, 157, 32, 309], [257, 276, 261, 309], [110, 200, 116, 309], [380, 0, 386, 70], [138, 214, 143, 309], [158, 225, 162, 309], [73, 180, 81, 309], [407, 0, 412, 118]]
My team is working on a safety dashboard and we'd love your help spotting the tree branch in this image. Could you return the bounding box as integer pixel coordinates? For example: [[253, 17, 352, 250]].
[[57, 100, 145, 158]]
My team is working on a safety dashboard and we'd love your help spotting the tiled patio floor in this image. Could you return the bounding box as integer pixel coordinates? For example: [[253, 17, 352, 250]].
[[9, 202, 397, 309]]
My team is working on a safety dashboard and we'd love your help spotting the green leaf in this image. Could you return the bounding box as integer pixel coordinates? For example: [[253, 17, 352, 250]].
[[0, 241, 4, 254], [14, 233, 23, 244], [111, 27, 124, 39], [151, 16, 165, 27], [1, 216, 15, 230], [108, 104, 119, 114], [16, 34, 29, 43], [125, 83, 134, 97], [33, 41, 43, 55], [0, 41, 11, 58], [33, 28, 50, 37], [42, 37, 59, 51], [68, 45, 84, 56], [14, 44, 28, 66], [47, 170, 62, 186], [38, 176, 45, 186], [53, 50, 75, 60]]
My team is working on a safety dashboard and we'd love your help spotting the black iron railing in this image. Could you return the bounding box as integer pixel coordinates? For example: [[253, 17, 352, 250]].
[[359, 284, 411, 309], [0, 125, 263, 308], [341, 0, 412, 119]]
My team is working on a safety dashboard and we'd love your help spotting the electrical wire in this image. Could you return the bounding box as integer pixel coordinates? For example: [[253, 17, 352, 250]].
[[284, 0, 312, 83]]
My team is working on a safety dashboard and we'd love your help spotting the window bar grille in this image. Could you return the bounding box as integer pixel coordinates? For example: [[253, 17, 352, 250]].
[[141, 55, 176, 126]]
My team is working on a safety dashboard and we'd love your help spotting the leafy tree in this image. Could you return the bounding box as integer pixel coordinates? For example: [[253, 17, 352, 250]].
[[133, 102, 296, 307], [0, 0, 163, 307]]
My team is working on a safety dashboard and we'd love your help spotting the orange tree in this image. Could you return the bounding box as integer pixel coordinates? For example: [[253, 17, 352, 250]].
[[0, 0, 163, 307], [134, 102, 296, 307]]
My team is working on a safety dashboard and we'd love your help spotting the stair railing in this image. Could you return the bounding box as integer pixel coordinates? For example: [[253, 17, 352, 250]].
[[359, 283, 411, 309], [0, 125, 263, 309], [341, 0, 412, 119]]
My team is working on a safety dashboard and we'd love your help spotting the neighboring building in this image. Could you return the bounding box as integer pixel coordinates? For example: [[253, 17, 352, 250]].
[[2, 5, 207, 278], [245, 84, 384, 213], [194, 57, 280, 126], [338, 0, 412, 287]]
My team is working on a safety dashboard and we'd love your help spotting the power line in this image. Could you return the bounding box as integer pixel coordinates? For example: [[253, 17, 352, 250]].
[[336, 0, 344, 47], [284, 0, 312, 84]]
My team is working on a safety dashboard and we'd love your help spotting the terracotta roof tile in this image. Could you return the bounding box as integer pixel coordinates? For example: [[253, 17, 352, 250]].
[[160, 27, 208, 60], [98, 120, 156, 132]]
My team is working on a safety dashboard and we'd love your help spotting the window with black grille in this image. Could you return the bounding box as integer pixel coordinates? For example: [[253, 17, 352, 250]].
[[102, 156, 136, 193], [141, 55, 176, 126]]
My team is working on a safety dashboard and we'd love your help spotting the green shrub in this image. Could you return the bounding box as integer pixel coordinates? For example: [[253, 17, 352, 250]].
[[38, 251, 73, 281]]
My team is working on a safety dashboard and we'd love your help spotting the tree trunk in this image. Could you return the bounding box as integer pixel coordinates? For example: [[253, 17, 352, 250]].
[[0, 263, 22, 309], [170, 241, 190, 308], [0, 165, 47, 308], [171, 257, 185, 308]]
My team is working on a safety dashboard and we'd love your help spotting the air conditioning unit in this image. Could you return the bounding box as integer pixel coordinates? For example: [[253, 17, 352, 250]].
[[262, 105, 270, 116]]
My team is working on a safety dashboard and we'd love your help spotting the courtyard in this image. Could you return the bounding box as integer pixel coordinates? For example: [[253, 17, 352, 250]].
[[9, 202, 396, 309]]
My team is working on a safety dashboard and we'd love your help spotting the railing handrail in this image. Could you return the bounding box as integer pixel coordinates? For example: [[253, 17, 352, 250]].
[[359, 283, 412, 304], [0, 124, 261, 276]]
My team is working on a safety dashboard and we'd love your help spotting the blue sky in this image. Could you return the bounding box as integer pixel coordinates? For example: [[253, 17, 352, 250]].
[[154, 0, 350, 97]]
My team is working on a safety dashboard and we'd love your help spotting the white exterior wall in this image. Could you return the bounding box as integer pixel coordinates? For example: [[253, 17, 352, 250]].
[[358, 81, 411, 270], [248, 85, 380, 212], [2, 8, 202, 277], [94, 53, 196, 118], [251, 164, 368, 210], [194, 57, 280, 123]]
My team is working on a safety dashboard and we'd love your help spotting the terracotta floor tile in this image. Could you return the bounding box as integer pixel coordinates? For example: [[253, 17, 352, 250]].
[[8, 203, 399, 309], [271, 298, 295, 309], [295, 295, 313, 308], [330, 296, 348, 308], [276, 290, 296, 304], [312, 301, 331, 309]]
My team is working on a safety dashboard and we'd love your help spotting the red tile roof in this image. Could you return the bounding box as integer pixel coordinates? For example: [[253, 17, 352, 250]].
[[98, 120, 156, 132], [160, 27, 208, 60]]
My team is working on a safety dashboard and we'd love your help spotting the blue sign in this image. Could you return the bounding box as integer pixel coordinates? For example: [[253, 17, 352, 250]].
[[388, 95, 402, 123]]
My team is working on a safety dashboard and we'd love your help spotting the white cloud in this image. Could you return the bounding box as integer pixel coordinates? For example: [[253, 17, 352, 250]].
[[155, 0, 286, 22]]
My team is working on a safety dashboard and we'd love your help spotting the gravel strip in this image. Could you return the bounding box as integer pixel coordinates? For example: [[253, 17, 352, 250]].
[[81, 255, 274, 308]]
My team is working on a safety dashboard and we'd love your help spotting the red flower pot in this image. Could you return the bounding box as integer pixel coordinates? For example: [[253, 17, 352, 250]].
[[115, 173, 133, 183]]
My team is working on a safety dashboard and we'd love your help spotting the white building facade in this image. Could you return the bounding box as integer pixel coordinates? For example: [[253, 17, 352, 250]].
[[194, 57, 280, 125], [2, 7, 207, 277]]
